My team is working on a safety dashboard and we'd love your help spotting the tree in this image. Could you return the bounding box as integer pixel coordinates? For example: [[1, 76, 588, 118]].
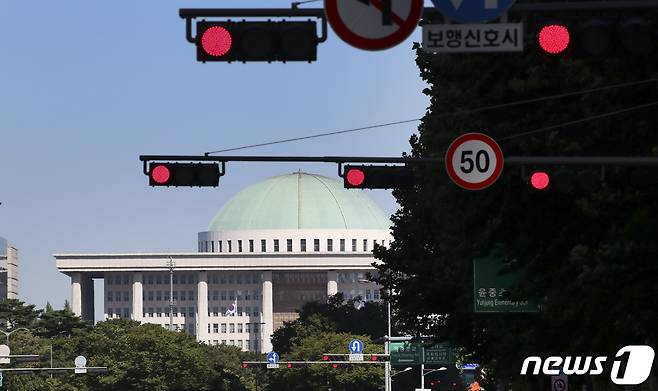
[[374, 39, 658, 390], [268, 333, 383, 391], [0, 299, 41, 330], [36, 305, 92, 338]]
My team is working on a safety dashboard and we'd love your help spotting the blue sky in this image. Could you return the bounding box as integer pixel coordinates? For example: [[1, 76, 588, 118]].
[[0, 0, 429, 318]]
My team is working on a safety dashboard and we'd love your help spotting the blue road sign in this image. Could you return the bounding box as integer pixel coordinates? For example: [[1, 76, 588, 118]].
[[267, 352, 279, 364], [349, 339, 364, 354], [430, 0, 517, 23]]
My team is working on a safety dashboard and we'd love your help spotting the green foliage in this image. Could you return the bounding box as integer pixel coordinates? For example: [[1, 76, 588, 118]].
[[0, 299, 41, 329], [374, 40, 658, 388], [269, 333, 383, 391], [272, 294, 388, 355], [36, 306, 92, 338]]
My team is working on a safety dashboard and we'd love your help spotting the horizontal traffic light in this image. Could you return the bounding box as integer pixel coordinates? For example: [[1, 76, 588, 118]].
[[196, 21, 318, 62], [526, 167, 658, 192], [535, 16, 656, 58], [148, 162, 220, 187], [343, 165, 414, 189]]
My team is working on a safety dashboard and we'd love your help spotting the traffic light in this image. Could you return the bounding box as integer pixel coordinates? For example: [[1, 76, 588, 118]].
[[148, 162, 220, 187], [343, 165, 414, 189], [196, 20, 318, 62], [533, 15, 657, 58], [526, 168, 600, 192]]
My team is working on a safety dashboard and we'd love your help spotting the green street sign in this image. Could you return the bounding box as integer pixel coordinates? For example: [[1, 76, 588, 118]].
[[473, 256, 540, 313], [424, 343, 456, 365], [390, 342, 422, 365]]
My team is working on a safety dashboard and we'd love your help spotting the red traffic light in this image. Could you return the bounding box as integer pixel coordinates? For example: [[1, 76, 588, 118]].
[[332, 363, 338, 369], [370, 355, 378, 361], [538, 24, 571, 54], [151, 165, 171, 185], [346, 168, 366, 187], [201, 26, 233, 57], [322, 355, 330, 361], [287, 363, 293, 368], [530, 171, 551, 190], [241, 363, 249, 368]]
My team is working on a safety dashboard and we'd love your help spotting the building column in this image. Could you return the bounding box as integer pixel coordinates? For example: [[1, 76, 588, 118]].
[[132, 272, 143, 323], [81, 274, 95, 322], [71, 273, 82, 317], [261, 271, 273, 353], [327, 271, 338, 297], [197, 271, 209, 343]]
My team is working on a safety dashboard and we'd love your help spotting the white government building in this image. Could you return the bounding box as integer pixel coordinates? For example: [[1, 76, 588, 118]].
[[55, 172, 391, 353]]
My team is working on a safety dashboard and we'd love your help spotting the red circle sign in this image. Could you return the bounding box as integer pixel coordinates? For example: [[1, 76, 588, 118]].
[[444, 133, 504, 190], [324, 0, 423, 51]]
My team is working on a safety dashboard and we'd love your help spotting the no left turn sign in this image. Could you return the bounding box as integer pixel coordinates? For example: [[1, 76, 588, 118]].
[[324, 0, 424, 51], [444, 133, 504, 190]]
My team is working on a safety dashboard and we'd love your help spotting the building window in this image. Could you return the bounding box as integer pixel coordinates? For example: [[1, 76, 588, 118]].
[[238, 340, 243, 349], [172, 291, 178, 301], [374, 290, 380, 300], [273, 239, 279, 252], [238, 324, 243, 333], [363, 239, 368, 252], [188, 290, 194, 300], [107, 292, 113, 302], [253, 323, 260, 333], [211, 241, 215, 252], [249, 240, 254, 252], [340, 239, 345, 252], [180, 291, 186, 301], [229, 291, 235, 300], [246, 323, 251, 333], [156, 291, 162, 301], [115, 292, 122, 302], [252, 290, 259, 300], [314, 239, 320, 252], [228, 274, 234, 284], [253, 307, 259, 317], [352, 239, 357, 252], [212, 291, 219, 301], [230, 324, 235, 333], [156, 308, 162, 317], [327, 239, 333, 252], [221, 323, 227, 333], [300, 239, 306, 252], [180, 275, 187, 285], [238, 240, 243, 252], [213, 324, 219, 333], [107, 277, 113, 285], [164, 291, 170, 301], [228, 240, 232, 253], [188, 307, 194, 317], [221, 290, 227, 300], [123, 275, 129, 285], [287, 239, 293, 252], [219, 241, 223, 252], [205, 241, 208, 252], [261, 239, 266, 252]]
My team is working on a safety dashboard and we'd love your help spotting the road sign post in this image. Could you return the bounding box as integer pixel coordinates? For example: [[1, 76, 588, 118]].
[[445, 133, 504, 190], [324, 0, 423, 50]]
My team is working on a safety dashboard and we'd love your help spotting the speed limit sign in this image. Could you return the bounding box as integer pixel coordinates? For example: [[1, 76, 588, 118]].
[[444, 133, 504, 190]]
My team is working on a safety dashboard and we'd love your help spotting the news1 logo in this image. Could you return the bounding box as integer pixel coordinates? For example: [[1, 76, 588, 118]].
[[520, 345, 655, 385]]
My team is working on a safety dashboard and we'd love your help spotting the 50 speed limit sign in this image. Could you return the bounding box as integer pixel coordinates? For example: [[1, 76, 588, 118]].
[[444, 133, 504, 190]]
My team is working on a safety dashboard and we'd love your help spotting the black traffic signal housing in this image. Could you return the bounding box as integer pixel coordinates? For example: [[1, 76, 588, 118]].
[[343, 165, 414, 189], [196, 20, 318, 62], [533, 13, 657, 59], [149, 162, 220, 187]]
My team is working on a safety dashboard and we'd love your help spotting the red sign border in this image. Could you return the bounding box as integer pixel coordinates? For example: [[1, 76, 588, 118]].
[[324, 0, 423, 51], [444, 133, 504, 190]]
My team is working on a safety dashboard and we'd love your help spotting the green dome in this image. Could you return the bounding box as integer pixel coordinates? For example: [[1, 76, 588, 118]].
[[208, 172, 391, 231]]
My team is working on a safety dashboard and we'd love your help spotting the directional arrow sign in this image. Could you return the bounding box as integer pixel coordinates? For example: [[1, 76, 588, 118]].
[[430, 0, 517, 23]]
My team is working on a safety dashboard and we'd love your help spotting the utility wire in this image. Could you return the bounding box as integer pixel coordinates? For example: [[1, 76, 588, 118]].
[[498, 100, 658, 142], [205, 78, 658, 155]]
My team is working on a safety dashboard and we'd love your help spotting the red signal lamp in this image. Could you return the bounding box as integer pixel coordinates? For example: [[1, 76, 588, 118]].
[[530, 171, 551, 190], [332, 363, 338, 369], [538, 24, 571, 55], [322, 355, 330, 361], [201, 26, 233, 57], [287, 363, 293, 368], [151, 164, 171, 184], [241, 363, 249, 368], [345, 168, 366, 187], [370, 355, 378, 361]]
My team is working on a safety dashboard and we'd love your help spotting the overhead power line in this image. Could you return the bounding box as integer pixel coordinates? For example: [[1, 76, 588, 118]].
[[204, 78, 658, 155]]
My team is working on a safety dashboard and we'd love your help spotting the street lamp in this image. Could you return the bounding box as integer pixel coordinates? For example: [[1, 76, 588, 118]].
[[392, 367, 413, 377], [422, 366, 447, 390], [0, 327, 31, 345]]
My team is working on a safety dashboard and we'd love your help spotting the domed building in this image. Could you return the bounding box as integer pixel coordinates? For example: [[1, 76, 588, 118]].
[[56, 173, 391, 353]]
